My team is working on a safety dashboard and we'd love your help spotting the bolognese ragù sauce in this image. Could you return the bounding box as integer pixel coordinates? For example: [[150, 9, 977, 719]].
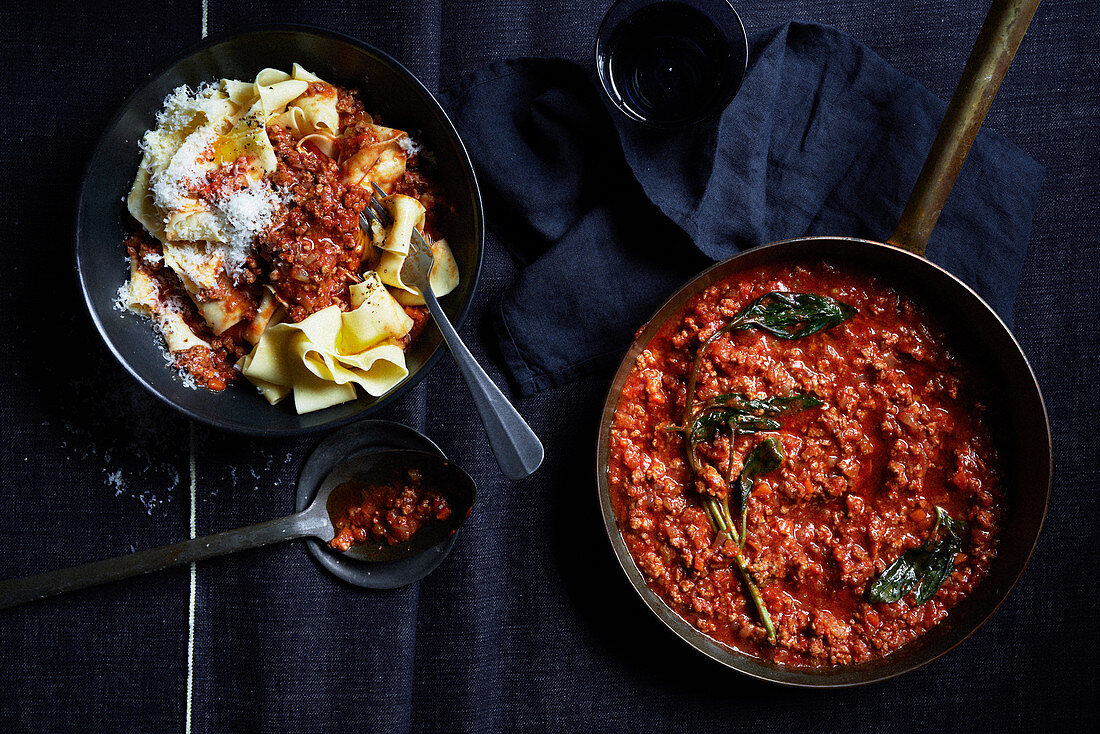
[[607, 262, 1005, 666], [328, 468, 452, 551], [260, 124, 369, 322]]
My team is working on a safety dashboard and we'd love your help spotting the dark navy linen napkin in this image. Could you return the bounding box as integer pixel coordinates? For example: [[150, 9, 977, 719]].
[[443, 21, 1045, 396]]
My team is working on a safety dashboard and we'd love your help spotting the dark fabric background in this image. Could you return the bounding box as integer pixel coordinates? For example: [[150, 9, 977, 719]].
[[447, 29, 1044, 396], [0, 1, 1096, 732]]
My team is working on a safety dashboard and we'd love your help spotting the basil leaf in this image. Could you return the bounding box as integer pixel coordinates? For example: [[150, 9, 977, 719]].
[[738, 394, 824, 415], [912, 535, 963, 604], [935, 505, 967, 538], [729, 415, 782, 433], [731, 292, 858, 340], [688, 393, 821, 442], [868, 550, 926, 603], [702, 393, 824, 416], [867, 506, 967, 605], [735, 438, 783, 546], [687, 408, 746, 442]]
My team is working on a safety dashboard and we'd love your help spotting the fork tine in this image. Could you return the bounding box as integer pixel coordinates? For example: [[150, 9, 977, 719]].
[[369, 197, 391, 225], [412, 228, 432, 251], [369, 180, 431, 249]]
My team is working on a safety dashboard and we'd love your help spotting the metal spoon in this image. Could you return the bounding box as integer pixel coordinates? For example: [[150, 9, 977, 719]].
[[363, 188, 545, 480], [0, 449, 476, 610]]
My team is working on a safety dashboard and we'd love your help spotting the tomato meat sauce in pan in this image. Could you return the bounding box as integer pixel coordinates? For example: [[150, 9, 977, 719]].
[[607, 262, 1004, 666]]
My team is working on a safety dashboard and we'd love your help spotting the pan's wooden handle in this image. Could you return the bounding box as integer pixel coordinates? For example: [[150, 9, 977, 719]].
[[888, 0, 1040, 257]]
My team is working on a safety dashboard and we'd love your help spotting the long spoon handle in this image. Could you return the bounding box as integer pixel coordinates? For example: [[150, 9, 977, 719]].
[[422, 286, 544, 480], [888, 0, 1041, 256], [0, 511, 329, 611]]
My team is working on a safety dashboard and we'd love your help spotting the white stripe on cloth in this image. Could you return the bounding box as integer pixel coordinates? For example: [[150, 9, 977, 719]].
[[185, 421, 198, 734], [188, 8, 207, 732]]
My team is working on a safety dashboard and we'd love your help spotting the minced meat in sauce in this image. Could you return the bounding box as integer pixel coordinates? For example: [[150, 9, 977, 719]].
[[258, 124, 368, 323], [607, 262, 1004, 666], [328, 468, 452, 550]]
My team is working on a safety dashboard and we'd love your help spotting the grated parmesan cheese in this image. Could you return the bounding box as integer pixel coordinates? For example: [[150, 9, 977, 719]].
[[209, 178, 280, 276], [114, 283, 132, 313], [139, 84, 214, 170], [150, 82, 217, 130], [397, 135, 422, 156], [149, 126, 216, 212], [160, 342, 200, 391]]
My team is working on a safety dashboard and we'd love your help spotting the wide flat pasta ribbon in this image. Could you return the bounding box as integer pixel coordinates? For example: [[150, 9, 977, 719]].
[[291, 85, 340, 134], [122, 263, 209, 354], [162, 241, 223, 291], [389, 238, 461, 306], [216, 98, 278, 173], [298, 132, 338, 158], [372, 195, 461, 305], [255, 68, 309, 119], [375, 194, 423, 295], [269, 107, 308, 137], [342, 123, 410, 191], [238, 273, 414, 413]]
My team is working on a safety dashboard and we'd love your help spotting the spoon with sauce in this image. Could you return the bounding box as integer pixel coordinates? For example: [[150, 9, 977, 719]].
[[0, 449, 476, 610]]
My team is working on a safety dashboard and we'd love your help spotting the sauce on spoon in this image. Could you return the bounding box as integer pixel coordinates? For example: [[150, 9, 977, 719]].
[[327, 466, 453, 551]]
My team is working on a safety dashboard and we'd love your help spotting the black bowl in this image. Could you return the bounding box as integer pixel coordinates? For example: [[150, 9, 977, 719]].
[[74, 26, 484, 436]]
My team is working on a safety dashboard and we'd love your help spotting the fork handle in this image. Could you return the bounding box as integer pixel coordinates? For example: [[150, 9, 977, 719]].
[[422, 289, 544, 479]]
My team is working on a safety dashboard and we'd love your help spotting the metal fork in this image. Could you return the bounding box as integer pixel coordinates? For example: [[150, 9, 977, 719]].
[[362, 182, 543, 480]]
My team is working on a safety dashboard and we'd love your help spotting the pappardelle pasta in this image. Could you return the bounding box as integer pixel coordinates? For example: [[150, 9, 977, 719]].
[[119, 65, 459, 414]]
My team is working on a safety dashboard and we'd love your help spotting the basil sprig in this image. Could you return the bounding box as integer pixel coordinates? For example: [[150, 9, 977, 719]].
[[673, 291, 856, 644], [688, 394, 823, 445], [868, 507, 967, 605]]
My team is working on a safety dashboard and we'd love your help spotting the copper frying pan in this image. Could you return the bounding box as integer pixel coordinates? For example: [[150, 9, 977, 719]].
[[595, 0, 1050, 686]]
